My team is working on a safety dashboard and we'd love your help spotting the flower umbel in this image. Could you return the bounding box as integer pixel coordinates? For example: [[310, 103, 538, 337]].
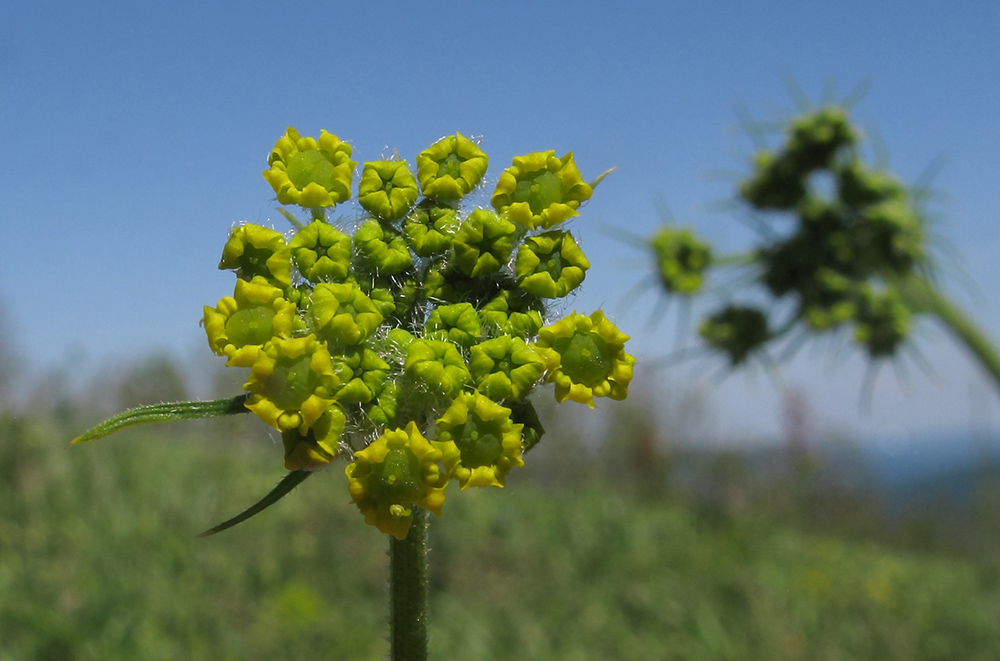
[[76, 127, 634, 546]]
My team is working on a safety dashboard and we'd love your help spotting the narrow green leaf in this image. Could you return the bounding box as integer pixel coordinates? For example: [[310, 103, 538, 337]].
[[70, 394, 250, 445], [197, 470, 313, 538]]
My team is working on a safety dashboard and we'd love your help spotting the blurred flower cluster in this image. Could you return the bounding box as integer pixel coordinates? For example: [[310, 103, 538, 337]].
[[204, 128, 634, 538], [645, 105, 932, 367]]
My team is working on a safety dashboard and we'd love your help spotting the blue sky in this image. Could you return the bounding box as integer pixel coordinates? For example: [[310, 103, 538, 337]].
[[2, 1, 999, 442]]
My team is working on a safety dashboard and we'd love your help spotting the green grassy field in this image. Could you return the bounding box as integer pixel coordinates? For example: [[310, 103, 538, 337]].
[[3, 412, 1000, 660]]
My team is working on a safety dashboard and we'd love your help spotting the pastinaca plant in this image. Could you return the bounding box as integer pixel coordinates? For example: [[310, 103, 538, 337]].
[[640, 102, 1000, 394], [72, 128, 633, 659]]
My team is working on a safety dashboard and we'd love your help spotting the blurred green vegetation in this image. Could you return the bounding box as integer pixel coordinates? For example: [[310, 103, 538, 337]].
[[4, 363, 1000, 660]]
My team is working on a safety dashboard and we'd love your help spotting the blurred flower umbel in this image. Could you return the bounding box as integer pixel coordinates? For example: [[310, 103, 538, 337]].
[[73, 125, 633, 544]]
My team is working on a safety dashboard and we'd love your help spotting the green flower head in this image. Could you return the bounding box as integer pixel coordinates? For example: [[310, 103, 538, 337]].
[[263, 127, 356, 208], [219, 223, 292, 288], [244, 335, 340, 434], [345, 422, 448, 539], [330, 345, 391, 405], [288, 221, 352, 283], [416, 133, 489, 201], [353, 219, 414, 276], [311, 283, 384, 347], [425, 303, 483, 348], [786, 106, 857, 173], [478, 289, 544, 339], [469, 336, 545, 402], [203, 276, 296, 367], [358, 160, 420, 221], [281, 404, 347, 471], [491, 151, 593, 229], [699, 305, 770, 366], [854, 287, 911, 358], [404, 339, 471, 401], [532, 311, 635, 408], [649, 227, 712, 295], [362, 379, 401, 430], [515, 230, 590, 298], [403, 202, 460, 257], [360, 273, 420, 325], [453, 209, 517, 278], [433, 392, 524, 489], [739, 150, 807, 211]]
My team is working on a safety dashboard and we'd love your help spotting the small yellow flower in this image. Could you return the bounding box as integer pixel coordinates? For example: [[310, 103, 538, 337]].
[[345, 422, 448, 539], [203, 276, 296, 367], [491, 151, 592, 229], [219, 223, 292, 288], [244, 335, 340, 433], [263, 127, 356, 208], [532, 311, 634, 408], [433, 392, 524, 489], [358, 160, 419, 221], [310, 283, 384, 347], [416, 133, 488, 200]]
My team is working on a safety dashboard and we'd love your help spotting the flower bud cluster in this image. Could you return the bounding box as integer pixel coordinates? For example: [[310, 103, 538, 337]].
[[738, 107, 925, 359], [661, 106, 928, 366], [204, 129, 635, 538]]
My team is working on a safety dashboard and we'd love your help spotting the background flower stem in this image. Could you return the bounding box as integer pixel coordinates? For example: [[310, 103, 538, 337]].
[[898, 274, 1000, 398]]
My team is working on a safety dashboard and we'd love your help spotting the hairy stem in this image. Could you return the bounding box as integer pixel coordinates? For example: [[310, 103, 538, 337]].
[[389, 506, 428, 661]]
